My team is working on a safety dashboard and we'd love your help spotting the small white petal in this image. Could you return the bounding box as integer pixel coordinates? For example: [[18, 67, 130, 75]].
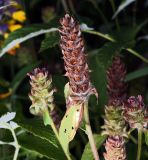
[[0, 112, 16, 123]]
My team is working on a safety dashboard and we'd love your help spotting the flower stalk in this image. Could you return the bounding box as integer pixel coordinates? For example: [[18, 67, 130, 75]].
[[42, 108, 72, 160], [137, 129, 142, 160], [84, 102, 100, 160]]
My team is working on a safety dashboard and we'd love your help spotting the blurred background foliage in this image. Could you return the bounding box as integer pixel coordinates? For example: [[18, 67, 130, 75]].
[[0, 0, 148, 159]]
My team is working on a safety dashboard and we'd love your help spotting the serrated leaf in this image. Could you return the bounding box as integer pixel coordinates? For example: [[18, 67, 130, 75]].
[[18, 133, 66, 160], [0, 24, 58, 57], [15, 118, 58, 147], [113, 0, 135, 19], [40, 32, 59, 52], [10, 61, 40, 93], [59, 104, 84, 152], [81, 134, 106, 160], [125, 67, 148, 82], [0, 112, 16, 123]]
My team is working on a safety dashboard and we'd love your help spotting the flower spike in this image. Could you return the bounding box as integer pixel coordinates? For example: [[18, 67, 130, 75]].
[[104, 136, 127, 160], [123, 95, 148, 130], [107, 55, 127, 106], [28, 67, 60, 128], [59, 14, 97, 105]]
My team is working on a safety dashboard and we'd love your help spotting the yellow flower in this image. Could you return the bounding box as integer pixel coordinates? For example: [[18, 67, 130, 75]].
[[4, 33, 20, 55], [8, 24, 22, 32], [12, 10, 26, 22]]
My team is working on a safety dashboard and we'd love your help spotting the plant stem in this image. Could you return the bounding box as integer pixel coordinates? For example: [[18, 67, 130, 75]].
[[133, 0, 137, 26], [126, 48, 148, 64], [109, 0, 120, 31], [83, 30, 115, 42], [61, 0, 70, 13], [0, 122, 20, 160], [13, 147, 20, 160], [136, 129, 142, 160], [68, 0, 76, 15], [43, 109, 72, 160], [8, 125, 20, 160], [129, 135, 138, 144], [84, 103, 100, 160]]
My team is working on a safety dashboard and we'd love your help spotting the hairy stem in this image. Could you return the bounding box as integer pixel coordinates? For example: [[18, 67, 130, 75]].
[[136, 129, 142, 160], [84, 103, 100, 160]]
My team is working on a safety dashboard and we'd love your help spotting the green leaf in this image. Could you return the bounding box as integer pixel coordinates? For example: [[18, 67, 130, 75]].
[[81, 134, 106, 160], [0, 24, 58, 57], [18, 133, 66, 160], [52, 74, 67, 104], [113, 0, 136, 19], [88, 42, 121, 110], [59, 104, 84, 152], [83, 24, 148, 63], [15, 118, 58, 146], [110, 25, 147, 48], [40, 32, 59, 52], [93, 42, 122, 69], [10, 61, 40, 93], [145, 131, 148, 145], [125, 67, 148, 82]]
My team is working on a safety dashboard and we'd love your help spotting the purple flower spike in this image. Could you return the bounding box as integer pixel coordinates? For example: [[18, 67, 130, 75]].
[[123, 95, 148, 130]]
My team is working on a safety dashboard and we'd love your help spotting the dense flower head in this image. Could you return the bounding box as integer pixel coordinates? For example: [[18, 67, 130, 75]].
[[102, 105, 127, 137], [107, 55, 127, 106], [28, 68, 54, 114], [28, 68, 60, 128], [104, 136, 127, 160], [59, 14, 97, 104], [123, 95, 148, 130]]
